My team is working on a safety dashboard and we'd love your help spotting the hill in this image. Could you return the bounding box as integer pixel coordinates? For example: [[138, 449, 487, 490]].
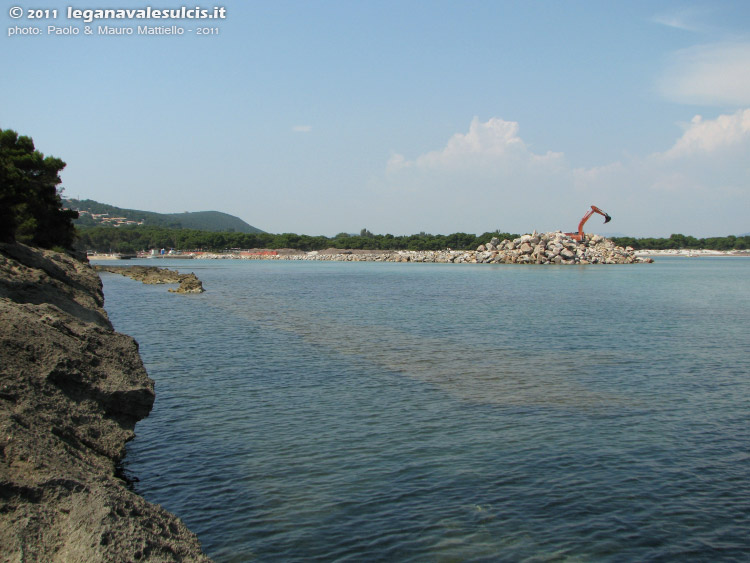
[[64, 198, 264, 233]]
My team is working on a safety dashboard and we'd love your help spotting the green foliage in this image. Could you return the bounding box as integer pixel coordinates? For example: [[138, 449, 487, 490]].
[[77, 225, 750, 254], [0, 129, 77, 248], [75, 226, 522, 253], [611, 234, 750, 251]]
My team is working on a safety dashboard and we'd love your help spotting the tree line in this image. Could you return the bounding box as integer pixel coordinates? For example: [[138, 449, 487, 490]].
[[75, 226, 749, 253], [611, 234, 749, 251], [74, 226, 519, 253]]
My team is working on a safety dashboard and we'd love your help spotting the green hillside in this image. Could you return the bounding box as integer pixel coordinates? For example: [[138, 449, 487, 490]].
[[64, 198, 264, 233]]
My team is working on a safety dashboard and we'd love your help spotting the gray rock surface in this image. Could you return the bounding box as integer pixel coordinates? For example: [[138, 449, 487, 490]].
[[94, 265, 205, 294], [0, 243, 211, 562]]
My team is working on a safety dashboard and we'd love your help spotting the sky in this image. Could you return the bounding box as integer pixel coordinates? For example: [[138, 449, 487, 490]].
[[2, 0, 749, 238]]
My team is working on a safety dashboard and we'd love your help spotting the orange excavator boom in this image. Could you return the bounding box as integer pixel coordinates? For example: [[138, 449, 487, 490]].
[[566, 205, 611, 241]]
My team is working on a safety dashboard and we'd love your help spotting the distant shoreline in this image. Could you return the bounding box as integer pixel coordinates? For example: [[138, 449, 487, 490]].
[[87, 248, 750, 262], [87, 232, 652, 265], [634, 249, 750, 257]]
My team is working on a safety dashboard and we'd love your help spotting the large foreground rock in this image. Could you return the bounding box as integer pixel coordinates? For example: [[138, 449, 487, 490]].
[[0, 243, 210, 562]]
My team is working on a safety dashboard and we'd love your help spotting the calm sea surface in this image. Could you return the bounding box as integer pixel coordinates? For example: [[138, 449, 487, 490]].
[[99, 257, 750, 562]]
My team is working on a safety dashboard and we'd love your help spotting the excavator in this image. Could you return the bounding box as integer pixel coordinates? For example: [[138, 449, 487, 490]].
[[566, 205, 611, 241]]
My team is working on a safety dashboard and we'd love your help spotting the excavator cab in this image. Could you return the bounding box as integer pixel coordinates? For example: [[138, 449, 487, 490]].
[[566, 205, 611, 241]]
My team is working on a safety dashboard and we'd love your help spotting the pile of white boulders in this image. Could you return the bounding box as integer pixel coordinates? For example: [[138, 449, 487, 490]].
[[470, 231, 653, 264], [296, 232, 651, 264], [188, 232, 653, 265]]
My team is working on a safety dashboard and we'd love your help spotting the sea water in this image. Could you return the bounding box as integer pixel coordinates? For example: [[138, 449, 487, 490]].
[[100, 258, 750, 561]]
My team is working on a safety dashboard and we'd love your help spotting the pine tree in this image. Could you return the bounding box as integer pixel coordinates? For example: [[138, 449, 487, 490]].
[[0, 129, 78, 248]]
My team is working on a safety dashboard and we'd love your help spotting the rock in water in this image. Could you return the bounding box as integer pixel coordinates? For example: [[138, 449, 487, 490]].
[[0, 243, 211, 562], [169, 272, 204, 294], [95, 265, 205, 293]]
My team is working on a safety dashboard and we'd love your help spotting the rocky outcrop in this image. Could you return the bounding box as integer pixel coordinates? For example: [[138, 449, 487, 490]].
[[0, 243, 210, 562], [94, 265, 205, 293]]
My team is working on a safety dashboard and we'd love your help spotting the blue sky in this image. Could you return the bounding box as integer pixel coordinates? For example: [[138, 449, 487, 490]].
[[3, 0, 749, 237]]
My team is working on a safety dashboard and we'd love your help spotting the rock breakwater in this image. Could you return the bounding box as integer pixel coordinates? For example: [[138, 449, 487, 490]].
[[471, 232, 652, 265], [190, 232, 652, 265], [95, 265, 205, 293], [0, 243, 210, 561]]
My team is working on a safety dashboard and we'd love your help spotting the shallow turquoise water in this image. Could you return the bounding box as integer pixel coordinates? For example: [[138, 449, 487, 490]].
[[100, 258, 750, 561]]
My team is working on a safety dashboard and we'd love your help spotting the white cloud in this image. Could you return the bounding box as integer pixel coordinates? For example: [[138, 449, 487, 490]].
[[577, 111, 750, 191], [371, 114, 750, 237], [387, 117, 562, 173], [651, 8, 712, 33], [659, 42, 750, 106], [575, 110, 750, 234], [292, 125, 312, 133], [371, 118, 577, 235], [649, 109, 750, 203], [661, 109, 750, 158]]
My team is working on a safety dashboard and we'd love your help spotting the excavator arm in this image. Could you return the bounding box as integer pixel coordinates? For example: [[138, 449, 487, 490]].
[[566, 205, 611, 241]]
